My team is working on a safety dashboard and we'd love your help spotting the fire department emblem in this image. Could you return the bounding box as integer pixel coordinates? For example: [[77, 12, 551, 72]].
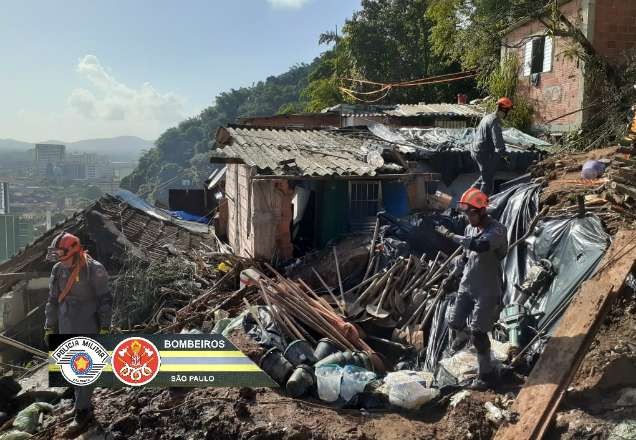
[[51, 337, 109, 386], [112, 337, 161, 386]]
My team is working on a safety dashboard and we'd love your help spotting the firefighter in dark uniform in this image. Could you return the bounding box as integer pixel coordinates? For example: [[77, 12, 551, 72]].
[[44, 232, 112, 438]]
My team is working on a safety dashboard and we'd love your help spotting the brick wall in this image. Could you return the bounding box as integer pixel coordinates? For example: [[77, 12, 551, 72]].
[[503, 0, 585, 133], [593, 0, 636, 63]]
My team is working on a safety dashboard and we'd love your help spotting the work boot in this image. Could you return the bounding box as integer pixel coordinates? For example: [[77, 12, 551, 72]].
[[450, 328, 469, 352], [468, 371, 497, 391], [63, 409, 94, 438]]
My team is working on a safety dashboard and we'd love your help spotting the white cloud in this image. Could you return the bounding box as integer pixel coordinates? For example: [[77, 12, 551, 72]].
[[266, 0, 311, 9], [2, 56, 189, 142], [68, 55, 184, 125]]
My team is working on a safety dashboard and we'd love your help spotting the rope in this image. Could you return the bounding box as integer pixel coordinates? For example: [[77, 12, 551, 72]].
[[338, 70, 478, 103]]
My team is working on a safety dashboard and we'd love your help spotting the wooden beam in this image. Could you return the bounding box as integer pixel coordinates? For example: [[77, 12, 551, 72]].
[[495, 230, 636, 440], [0, 333, 48, 358]]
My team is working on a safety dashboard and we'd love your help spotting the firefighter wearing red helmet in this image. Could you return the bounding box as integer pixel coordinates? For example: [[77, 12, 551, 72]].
[[44, 232, 112, 438], [471, 97, 514, 195], [435, 188, 508, 390]]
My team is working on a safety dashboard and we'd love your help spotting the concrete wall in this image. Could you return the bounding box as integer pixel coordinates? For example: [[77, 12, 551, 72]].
[[503, 0, 585, 133]]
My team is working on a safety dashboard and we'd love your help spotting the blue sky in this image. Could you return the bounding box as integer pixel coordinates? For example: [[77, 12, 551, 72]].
[[0, 0, 360, 142]]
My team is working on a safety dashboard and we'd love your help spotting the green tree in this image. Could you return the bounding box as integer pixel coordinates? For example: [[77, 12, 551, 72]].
[[121, 62, 317, 196], [303, 0, 477, 109]]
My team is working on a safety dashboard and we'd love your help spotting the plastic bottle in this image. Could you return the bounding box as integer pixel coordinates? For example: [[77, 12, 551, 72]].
[[340, 365, 376, 402], [315, 364, 343, 402]]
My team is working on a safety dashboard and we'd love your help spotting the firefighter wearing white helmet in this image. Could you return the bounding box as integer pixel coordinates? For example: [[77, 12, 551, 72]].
[[435, 188, 508, 390], [44, 232, 112, 438]]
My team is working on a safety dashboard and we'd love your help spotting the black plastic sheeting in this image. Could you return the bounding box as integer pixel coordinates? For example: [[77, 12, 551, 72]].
[[421, 182, 610, 373], [489, 182, 610, 334], [523, 215, 609, 333], [488, 183, 542, 304]]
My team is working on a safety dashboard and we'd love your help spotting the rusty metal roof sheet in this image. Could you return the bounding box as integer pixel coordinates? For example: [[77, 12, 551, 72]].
[[213, 126, 378, 177]]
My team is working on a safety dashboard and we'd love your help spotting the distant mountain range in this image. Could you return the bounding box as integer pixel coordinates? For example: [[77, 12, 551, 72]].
[[0, 136, 154, 162]]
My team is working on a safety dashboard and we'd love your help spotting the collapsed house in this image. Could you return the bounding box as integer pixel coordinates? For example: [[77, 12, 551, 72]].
[[0, 191, 218, 362]]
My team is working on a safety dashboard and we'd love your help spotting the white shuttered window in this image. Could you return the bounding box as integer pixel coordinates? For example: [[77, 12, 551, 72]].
[[542, 35, 553, 72], [523, 40, 532, 76]]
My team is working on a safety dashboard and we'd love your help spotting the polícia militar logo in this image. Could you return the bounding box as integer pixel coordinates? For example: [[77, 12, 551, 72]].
[[51, 337, 110, 386]]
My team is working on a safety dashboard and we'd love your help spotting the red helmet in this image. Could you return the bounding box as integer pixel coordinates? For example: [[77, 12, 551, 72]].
[[458, 188, 489, 210], [47, 232, 82, 262], [497, 97, 513, 110]]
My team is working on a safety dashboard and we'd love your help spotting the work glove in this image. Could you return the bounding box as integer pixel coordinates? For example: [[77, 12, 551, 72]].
[[434, 225, 455, 240]]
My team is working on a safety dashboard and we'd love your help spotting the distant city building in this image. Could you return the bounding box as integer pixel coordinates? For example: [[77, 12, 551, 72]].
[[0, 182, 9, 215], [0, 214, 37, 262], [34, 143, 66, 177]]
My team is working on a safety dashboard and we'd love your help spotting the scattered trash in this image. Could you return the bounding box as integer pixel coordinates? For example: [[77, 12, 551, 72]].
[[259, 347, 294, 385], [315, 364, 343, 402], [581, 160, 606, 179], [12, 402, 53, 434], [449, 390, 471, 408], [388, 381, 439, 410], [286, 365, 315, 398], [484, 401, 517, 425], [340, 365, 376, 402]]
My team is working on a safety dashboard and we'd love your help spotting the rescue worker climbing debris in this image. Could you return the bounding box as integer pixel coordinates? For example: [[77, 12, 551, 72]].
[[435, 188, 508, 390], [44, 232, 112, 438], [471, 97, 513, 196]]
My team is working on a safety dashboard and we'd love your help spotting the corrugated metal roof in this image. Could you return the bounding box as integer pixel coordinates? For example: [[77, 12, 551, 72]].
[[385, 103, 485, 118], [213, 127, 377, 177], [326, 103, 485, 118]]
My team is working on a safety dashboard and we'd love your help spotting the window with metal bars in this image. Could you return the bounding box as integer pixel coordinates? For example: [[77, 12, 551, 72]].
[[348, 181, 382, 220]]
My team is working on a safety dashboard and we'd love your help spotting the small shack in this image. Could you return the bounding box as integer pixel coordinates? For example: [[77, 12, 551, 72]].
[[211, 126, 436, 261]]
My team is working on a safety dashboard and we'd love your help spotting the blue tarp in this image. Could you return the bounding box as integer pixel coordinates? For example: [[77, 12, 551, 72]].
[[167, 210, 210, 224], [114, 189, 210, 234]]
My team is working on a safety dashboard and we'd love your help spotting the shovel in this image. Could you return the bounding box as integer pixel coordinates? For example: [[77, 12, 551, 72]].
[[366, 273, 393, 319]]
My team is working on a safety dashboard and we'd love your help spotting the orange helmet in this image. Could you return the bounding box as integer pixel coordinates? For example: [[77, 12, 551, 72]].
[[47, 232, 82, 262], [497, 97, 513, 110], [458, 188, 489, 210]]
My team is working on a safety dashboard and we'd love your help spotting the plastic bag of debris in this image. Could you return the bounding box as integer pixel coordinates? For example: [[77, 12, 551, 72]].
[[388, 381, 439, 410], [436, 340, 509, 386], [12, 402, 54, 434], [380, 371, 439, 410], [0, 431, 33, 440], [581, 160, 605, 179]]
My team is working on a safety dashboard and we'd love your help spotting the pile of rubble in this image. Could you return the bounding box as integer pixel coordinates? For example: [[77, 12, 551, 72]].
[[534, 146, 636, 233], [1, 148, 636, 439]]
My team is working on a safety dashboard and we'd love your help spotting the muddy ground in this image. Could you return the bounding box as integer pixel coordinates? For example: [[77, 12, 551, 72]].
[[30, 282, 634, 440]]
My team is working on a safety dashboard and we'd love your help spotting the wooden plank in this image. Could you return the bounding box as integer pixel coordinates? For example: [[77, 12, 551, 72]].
[[495, 229, 636, 440]]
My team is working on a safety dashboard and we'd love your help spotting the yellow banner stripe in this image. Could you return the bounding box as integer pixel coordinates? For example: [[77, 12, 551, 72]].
[[158, 351, 247, 358], [49, 364, 261, 373]]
